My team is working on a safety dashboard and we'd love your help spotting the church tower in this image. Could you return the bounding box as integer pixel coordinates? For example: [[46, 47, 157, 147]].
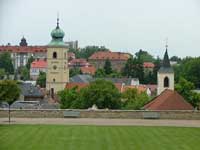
[[46, 17, 69, 96], [157, 45, 174, 95]]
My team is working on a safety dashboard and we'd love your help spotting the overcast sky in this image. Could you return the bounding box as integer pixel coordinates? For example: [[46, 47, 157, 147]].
[[0, 0, 200, 58]]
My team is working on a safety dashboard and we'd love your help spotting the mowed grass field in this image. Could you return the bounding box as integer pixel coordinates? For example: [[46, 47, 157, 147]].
[[0, 125, 200, 150]]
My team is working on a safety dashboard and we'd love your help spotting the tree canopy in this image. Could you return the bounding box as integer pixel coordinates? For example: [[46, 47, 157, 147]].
[[36, 72, 46, 88], [174, 57, 200, 88], [0, 52, 14, 75], [58, 79, 121, 109], [122, 57, 144, 83], [121, 88, 149, 110], [175, 77, 200, 108], [135, 49, 155, 62], [104, 59, 112, 75], [0, 80, 20, 105], [69, 46, 108, 59]]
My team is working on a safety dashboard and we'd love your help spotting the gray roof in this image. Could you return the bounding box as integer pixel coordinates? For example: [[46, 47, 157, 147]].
[[70, 75, 94, 83], [100, 78, 138, 85], [20, 83, 44, 97], [70, 75, 139, 86], [158, 67, 174, 73], [158, 49, 174, 73]]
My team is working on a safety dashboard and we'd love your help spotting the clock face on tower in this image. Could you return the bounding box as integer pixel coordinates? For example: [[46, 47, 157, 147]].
[[53, 65, 57, 70]]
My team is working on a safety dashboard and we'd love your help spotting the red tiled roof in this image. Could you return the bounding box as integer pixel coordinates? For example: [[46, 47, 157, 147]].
[[80, 66, 96, 75], [89, 51, 129, 60], [65, 83, 89, 90], [145, 84, 157, 92], [0, 46, 47, 53], [144, 89, 194, 110], [31, 60, 47, 68], [143, 62, 155, 68], [68, 59, 90, 67], [114, 83, 123, 92]]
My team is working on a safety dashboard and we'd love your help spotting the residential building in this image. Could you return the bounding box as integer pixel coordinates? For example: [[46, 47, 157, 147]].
[[46, 18, 69, 96], [68, 52, 75, 60], [30, 59, 47, 80], [0, 37, 47, 69], [143, 62, 155, 75], [19, 83, 44, 101], [65, 40, 78, 50], [68, 58, 91, 68], [88, 51, 130, 71], [80, 66, 96, 75]]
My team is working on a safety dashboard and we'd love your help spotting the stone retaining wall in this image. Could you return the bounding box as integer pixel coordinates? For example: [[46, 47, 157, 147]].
[[0, 109, 200, 120]]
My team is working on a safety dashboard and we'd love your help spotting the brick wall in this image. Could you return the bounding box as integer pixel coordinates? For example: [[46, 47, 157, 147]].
[[0, 109, 200, 120]]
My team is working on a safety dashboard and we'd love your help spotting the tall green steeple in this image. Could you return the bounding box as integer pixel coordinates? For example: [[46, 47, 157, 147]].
[[48, 17, 67, 47]]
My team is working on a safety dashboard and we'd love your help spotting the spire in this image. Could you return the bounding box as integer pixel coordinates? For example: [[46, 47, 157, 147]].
[[56, 13, 59, 29], [163, 40, 171, 68]]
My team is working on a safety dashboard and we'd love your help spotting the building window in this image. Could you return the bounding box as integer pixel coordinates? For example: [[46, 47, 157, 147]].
[[164, 77, 169, 87], [53, 78, 56, 82], [53, 52, 57, 59]]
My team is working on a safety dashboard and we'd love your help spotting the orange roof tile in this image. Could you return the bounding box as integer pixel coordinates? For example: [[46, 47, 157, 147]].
[[0, 46, 47, 53], [31, 60, 47, 68], [89, 51, 129, 61], [80, 66, 96, 75], [144, 89, 194, 110], [143, 62, 155, 68]]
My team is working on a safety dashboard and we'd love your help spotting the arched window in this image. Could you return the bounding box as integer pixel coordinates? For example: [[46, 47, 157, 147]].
[[53, 52, 57, 59], [53, 78, 56, 82], [164, 76, 169, 87]]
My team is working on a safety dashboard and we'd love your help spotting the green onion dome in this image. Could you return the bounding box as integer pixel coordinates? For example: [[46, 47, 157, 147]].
[[48, 18, 67, 47]]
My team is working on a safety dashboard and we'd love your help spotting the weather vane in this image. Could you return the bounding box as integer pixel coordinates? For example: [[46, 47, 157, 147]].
[[165, 37, 168, 50], [57, 12, 59, 28]]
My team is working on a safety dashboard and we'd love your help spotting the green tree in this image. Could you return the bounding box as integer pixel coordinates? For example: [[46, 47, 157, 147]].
[[36, 72, 46, 88], [104, 59, 112, 74], [69, 68, 81, 77], [170, 56, 182, 63], [0, 52, 14, 75], [123, 57, 144, 83], [121, 88, 149, 110], [94, 68, 106, 78], [26, 56, 35, 70], [0, 69, 5, 79], [58, 87, 79, 109], [79, 79, 121, 109], [0, 80, 20, 123], [69, 46, 109, 59], [175, 57, 200, 88], [175, 77, 200, 108], [151, 57, 161, 84], [135, 49, 155, 62], [19, 67, 30, 80]]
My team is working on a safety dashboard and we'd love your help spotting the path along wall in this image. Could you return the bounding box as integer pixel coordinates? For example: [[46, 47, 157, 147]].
[[0, 109, 200, 120]]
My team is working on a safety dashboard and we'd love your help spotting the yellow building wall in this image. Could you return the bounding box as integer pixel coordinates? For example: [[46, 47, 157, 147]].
[[46, 47, 69, 93]]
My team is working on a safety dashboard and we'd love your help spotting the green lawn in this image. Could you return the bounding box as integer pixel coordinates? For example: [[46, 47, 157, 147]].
[[0, 125, 200, 150]]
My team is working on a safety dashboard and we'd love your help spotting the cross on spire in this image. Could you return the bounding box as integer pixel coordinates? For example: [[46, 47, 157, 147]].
[[56, 12, 59, 29]]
